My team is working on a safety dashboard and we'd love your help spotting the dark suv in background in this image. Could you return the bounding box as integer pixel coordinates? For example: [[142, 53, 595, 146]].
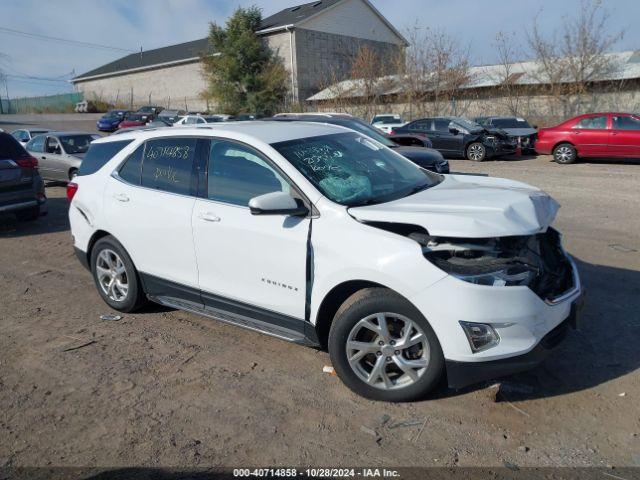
[[475, 116, 538, 154], [0, 132, 47, 221], [392, 117, 518, 161], [269, 113, 450, 173]]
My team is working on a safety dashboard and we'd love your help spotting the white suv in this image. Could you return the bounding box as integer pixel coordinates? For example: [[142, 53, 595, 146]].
[[68, 122, 583, 401]]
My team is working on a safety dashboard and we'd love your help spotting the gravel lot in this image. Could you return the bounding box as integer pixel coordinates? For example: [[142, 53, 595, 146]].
[[1, 115, 639, 471]]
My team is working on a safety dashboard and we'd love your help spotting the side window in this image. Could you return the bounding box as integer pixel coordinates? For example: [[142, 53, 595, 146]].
[[78, 139, 133, 176], [26, 135, 45, 153], [409, 120, 431, 131], [434, 119, 451, 132], [184, 117, 197, 125], [141, 137, 198, 195], [613, 115, 640, 131], [573, 116, 607, 130], [45, 137, 61, 154], [208, 140, 291, 207], [118, 143, 144, 184]]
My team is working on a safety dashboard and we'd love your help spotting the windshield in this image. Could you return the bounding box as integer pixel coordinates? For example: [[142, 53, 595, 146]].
[[59, 134, 95, 154], [272, 132, 441, 207], [491, 118, 532, 129], [336, 119, 396, 148], [373, 116, 400, 124], [104, 111, 124, 119]]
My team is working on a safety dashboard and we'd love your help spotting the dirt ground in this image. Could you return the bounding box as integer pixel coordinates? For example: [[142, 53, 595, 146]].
[[1, 115, 639, 471]]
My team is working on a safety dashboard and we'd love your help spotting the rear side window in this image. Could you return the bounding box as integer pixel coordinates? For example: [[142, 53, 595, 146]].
[[78, 140, 133, 176], [141, 137, 198, 195], [573, 116, 607, 130], [118, 144, 145, 185], [409, 120, 431, 131]]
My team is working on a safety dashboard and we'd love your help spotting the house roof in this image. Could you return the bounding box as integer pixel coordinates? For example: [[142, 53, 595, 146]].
[[73, 0, 346, 82], [73, 38, 210, 82], [307, 49, 640, 102], [258, 0, 343, 32]]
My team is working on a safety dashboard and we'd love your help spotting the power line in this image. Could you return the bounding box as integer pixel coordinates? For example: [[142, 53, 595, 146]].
[[5, 73, 72, 83], [0, 26, 135, 53]]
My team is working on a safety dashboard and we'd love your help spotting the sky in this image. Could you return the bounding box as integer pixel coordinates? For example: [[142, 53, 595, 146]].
[[0, 0, 639, 98]]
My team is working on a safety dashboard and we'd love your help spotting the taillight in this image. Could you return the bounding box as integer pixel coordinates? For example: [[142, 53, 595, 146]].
[[388, 130, 396, 135], [67, 182, 78, 201], [15, 156, 38, 169]]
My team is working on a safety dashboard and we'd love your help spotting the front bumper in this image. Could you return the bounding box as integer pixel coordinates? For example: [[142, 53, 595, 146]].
[[446, 293, 584, 388], [491, 142, 518, 157], [410, 254, 583, 387]]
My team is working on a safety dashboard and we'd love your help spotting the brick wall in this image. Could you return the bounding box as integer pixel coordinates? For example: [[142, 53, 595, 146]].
[[73, 61, 209, 111]]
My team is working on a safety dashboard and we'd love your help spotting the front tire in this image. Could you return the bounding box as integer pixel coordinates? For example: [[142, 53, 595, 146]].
[[90, 236, 147, 312], [328, 288, 444, 402], [553, 143, 577, 164], [466, 142, 486, 161]]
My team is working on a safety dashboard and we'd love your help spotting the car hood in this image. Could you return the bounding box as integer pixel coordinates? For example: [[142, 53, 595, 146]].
[[348, 174, 559, 238], [393, 146, 445, 165], [498, 127, 538, 136]]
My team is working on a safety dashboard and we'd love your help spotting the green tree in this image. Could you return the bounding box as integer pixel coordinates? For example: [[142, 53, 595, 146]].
[[203, 6, 287, 115]]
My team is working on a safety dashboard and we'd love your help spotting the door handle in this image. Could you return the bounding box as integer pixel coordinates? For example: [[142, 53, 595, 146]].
[[41, 156, 46, 160], [114, 193, 130, 202], [198, 212, 221, 222], [572, 131, 581, 134]]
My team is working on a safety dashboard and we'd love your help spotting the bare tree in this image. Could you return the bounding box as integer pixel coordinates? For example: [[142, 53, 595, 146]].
[[491, 31, 525, 116], [396, 26, 470, 119], [528, 0, 625, 118]]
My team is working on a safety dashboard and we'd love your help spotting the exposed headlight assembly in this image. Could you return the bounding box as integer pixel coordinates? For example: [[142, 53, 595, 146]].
[[452, 267, 536, 287]]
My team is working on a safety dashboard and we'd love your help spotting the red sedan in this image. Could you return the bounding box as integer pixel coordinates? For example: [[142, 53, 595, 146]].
[[117, 113, 152, 130], [535, 112, 640, 164]]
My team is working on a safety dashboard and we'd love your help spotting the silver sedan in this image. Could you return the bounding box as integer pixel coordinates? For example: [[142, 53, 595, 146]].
[[26, 132, 100, 182]]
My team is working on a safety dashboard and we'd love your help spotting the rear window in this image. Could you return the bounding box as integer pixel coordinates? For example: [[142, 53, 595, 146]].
[[78, 140, 134, 176], [0, 133, 28, 159]]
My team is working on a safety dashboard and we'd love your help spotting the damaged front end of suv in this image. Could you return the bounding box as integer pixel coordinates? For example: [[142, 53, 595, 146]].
[[413, 228, 574, 303]]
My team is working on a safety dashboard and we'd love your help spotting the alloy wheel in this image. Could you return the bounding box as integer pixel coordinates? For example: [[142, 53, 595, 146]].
[[346, 313, 430, 390], [96, 249, 129, 302], [468, 144, 485, 161]]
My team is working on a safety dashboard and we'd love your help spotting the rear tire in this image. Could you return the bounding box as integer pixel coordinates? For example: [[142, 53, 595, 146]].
[[553, 143, 577, 164], [328, 288, 444, 402], [90, 236, 147, 312], [466, 142, 486, 161], [68, 168, 78, 181]]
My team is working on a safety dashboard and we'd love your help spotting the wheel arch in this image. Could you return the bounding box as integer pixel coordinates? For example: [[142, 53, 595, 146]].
[[314, 280, 420, 349], [552, 140, 576, 153], [85, 229, 114, 267]]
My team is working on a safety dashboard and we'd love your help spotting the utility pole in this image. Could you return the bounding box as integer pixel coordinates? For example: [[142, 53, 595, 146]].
[[3, 74, 10, 114]]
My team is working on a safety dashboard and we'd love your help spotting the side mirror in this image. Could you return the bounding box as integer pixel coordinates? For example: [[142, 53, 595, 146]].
[[533, 124, 539, 130], [449, 127, 459, 135], [249, 192, 309, 216]]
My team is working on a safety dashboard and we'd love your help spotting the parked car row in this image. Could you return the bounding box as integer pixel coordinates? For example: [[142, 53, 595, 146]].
[[375, 112, 640, 164], [96, 106, 258, 133]]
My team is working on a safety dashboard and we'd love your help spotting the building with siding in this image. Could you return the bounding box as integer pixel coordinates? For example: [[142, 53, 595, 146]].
[[71, 0, 407, 111]]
